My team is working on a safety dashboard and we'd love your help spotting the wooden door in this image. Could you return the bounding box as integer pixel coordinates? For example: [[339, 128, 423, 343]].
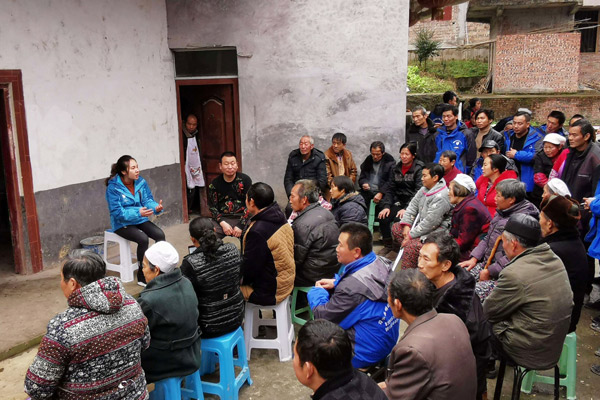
[[176, 79, 241, 221]]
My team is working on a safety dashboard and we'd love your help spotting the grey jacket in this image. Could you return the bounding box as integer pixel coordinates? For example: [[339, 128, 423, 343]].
[[483, 243, 573, 370], [400, 179, 452, 239], [292, 203, 340, 286]]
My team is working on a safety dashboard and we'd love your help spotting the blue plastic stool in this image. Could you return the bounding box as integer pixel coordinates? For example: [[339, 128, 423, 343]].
[[149, 369, 204, 400], [200, 327, 253, 400], [521, 332, 577, 400]]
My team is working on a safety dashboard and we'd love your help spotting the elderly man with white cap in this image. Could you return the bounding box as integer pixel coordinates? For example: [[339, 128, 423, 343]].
[[138, 241, 202, 383], [448, 174, 492, 261], [532, 132, 568, 207]]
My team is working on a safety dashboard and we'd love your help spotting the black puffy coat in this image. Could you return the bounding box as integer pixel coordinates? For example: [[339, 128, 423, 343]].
[[284, 148, 328, 196], [331, 192, 368, 227], [435, 266, 492, 398], [382, 160, 424, 210], [543, 229, 588, 333], [291, 203, 340, 286]]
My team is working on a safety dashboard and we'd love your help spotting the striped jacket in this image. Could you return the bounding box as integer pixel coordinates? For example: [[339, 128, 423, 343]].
[[25, 277, 150, 400]]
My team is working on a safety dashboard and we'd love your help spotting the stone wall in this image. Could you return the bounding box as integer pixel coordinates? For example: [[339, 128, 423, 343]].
[[494, 33, 580, 93], [408, 93, 600, 125]]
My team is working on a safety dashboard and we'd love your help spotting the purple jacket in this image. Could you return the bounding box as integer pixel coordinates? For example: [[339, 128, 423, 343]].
[[470, 199, 539, 278]]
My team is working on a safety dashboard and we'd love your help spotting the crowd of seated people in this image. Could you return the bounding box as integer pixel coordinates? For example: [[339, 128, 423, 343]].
[[25, 100, 600, 399]]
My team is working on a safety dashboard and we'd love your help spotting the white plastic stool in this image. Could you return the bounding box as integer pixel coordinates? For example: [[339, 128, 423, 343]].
[[103, 231, 138, 282], [244, 297, 294, 362]]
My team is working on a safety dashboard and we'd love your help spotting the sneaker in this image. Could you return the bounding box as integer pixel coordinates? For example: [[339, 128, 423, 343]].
[[592, 315, 600, 325], [595, 348, 600, 357], [591, 321, 600, 334], [137, 268, 147, 287], [486, 360, 497, 380], [591, 364, 600, 376]]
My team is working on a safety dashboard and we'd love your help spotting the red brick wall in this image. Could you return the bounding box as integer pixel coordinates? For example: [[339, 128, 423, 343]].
[[494, 33, 580, 93], [579, 52, 600, 88]]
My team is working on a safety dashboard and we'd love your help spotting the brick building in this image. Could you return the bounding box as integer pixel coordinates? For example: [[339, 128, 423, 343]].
[[468, 0, 600, 93]]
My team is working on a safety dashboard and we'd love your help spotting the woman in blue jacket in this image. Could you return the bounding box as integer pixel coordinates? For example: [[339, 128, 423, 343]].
[[105, 155, 165, 285]]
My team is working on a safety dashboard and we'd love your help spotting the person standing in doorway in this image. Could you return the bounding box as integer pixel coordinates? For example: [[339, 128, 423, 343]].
[[182, 114, 205, 215]]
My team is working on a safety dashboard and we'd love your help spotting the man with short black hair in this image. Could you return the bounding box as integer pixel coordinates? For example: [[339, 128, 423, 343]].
[[25, 250, 150, 399], [537, 110, 567, 137], [290, 179, 340, 286], [434, 104, 475, 173], [381, 269, 477, 399], [419, 232, 491, 399], [504, 111, 544, 195], [439, 150, 460, 187], [358, 141, 395, 206], [562, 119, 600, 296], [207, 151, 252, 238], [406, 106, 438, 163], [325, 132, 357, 188], [284, 135, 328, 197], [293, 319, 387, 400], [484, 214, 573, 370], [182, 114, 206, 214], [473, 108, 504, 155], [241, 182, 295, 305], [308, 223, 399, 368]]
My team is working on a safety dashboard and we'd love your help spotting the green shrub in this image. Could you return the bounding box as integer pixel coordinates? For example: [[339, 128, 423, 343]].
[[407, 65, 454, 93], [424, 60, 488, 79], [413, 28, 441, 69]]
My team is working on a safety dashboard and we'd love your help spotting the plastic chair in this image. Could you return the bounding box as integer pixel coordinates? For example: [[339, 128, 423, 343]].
[[291, 287, 314, 326], [521, 332, 577, 400], [103, 231, 137, 282], [244, 297, 294, 362], [149, 369, 204, 400], [199, 327, 253, 400], [367, 200, 380, 233]]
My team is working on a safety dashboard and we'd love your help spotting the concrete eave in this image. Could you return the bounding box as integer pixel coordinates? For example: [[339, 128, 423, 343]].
[[467, 0, 581, 22]]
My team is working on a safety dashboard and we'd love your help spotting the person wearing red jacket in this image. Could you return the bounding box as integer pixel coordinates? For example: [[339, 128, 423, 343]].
[[475, 154, 517, 217]]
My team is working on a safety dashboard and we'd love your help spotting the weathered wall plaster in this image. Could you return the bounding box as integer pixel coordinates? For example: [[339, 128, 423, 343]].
[[0, 0, 179, 192], [167, 0, 409, 201]]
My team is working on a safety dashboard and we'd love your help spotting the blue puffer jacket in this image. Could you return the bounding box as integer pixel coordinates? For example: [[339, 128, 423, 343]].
[[503, 127, 544, 192], [106, 175, 161, 231], [434, 121, 473, 173], [307, 252, 400, 368], [585, 182, 600, 259]]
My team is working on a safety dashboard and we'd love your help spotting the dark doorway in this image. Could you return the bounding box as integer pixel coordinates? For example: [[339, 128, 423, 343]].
[[176, 79, 242, 222], [0, 93, 14, 274]]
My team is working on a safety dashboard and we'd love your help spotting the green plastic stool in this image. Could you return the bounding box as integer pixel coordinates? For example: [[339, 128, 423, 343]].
[[291, 287, 314, 326], [367, 200, 379, 233], [521, 332, 577, 400]]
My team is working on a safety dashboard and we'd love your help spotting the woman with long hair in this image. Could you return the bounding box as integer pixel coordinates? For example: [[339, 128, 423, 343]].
[[105, 155, 165, 286], [180, 217, 244, 338]]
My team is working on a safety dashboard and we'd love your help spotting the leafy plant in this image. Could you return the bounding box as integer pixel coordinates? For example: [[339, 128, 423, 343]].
[[413, 28, 441, 69], [406, 65, 454, 93]]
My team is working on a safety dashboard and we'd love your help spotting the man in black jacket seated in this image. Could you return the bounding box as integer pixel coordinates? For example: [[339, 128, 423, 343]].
[[357, 141, 395, 207], [293, 319, 387, 400], [417, 231, 491, 400], [284, 135, 328, 197]]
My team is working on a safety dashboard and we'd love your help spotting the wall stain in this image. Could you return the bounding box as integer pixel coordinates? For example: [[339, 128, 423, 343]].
[[328, 91, 367, 116]]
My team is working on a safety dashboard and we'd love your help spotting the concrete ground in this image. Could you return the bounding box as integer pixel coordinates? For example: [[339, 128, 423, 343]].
[[1, 222, 599, 399]]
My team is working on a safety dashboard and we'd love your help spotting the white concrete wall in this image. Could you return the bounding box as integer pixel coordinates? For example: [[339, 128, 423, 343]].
[[167, 0, 409, 200], [0, 0, 179, 192]]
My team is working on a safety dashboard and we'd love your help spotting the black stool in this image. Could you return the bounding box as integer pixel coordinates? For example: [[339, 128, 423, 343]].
[[493, 358, 560, 400]]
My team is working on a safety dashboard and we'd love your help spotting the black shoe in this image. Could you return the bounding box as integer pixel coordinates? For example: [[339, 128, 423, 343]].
[[137, 268, 146, 287], [591, 364, 600, 376]]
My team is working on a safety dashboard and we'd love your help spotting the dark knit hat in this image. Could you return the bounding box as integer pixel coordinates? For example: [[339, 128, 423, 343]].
[[540, 195, 581, 229], [504, 214, 541, 243]]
